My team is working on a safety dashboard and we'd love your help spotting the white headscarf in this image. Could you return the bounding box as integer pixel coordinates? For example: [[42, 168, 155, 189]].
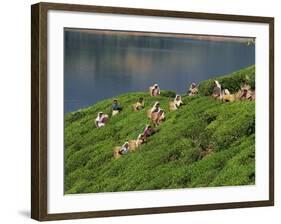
[[144, 124, 149, 130], [214, 80, 221, 89], [152, 84, 160, 95], [122, 141, 129, 149], [241, 84, 251, 91], [151, 101, 160, 112], [224, 89, 230, 95], [174, 94, 181, 101], [96, 112, 103, 119]]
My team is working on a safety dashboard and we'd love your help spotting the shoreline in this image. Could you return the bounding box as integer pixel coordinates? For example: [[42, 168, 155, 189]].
[[65, 28, 255, 43]]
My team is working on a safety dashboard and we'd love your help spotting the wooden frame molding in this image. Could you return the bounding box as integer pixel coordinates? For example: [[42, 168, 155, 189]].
[[31, 2, 274, 221]]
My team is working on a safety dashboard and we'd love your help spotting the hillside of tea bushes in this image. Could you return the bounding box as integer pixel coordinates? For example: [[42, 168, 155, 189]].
[[64, 65, 255, 194]]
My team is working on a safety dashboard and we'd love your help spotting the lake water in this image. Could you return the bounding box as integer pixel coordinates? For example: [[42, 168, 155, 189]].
[[64, 30, 255, 113]]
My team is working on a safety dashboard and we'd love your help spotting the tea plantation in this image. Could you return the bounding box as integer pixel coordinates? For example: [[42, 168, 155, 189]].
[[64, 65, 255, 193]]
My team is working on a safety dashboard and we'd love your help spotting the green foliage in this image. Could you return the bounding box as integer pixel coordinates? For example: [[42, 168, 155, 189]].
[[64, 65, 255, 194], [161, 90, 176, 98], [198, 65, 255, 96]]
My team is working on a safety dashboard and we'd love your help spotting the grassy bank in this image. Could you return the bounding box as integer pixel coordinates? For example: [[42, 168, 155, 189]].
[[64, 65, 255, 194]]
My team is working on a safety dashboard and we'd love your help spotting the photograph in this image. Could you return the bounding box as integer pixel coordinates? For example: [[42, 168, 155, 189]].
[[64, 28, 256, 194]]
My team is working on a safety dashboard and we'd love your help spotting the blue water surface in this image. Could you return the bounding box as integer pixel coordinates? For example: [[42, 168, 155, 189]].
[[64, 30, 255, 113]]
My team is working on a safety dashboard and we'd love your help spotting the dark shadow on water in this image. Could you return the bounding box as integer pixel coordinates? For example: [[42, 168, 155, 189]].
[[18, 210, 30, 218]]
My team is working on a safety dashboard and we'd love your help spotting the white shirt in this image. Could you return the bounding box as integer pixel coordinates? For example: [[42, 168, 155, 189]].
[[95, 115, 105, 127]]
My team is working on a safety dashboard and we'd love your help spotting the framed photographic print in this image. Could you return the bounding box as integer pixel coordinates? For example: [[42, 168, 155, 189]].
[[31, 2, 274, 221]]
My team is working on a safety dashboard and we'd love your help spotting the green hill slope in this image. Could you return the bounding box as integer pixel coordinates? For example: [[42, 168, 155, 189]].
[[65, 65, 255, 194]]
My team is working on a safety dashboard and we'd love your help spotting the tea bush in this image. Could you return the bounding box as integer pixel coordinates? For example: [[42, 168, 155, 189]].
[[65, 66, 255, 194], [198, 65, 255, 96]]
